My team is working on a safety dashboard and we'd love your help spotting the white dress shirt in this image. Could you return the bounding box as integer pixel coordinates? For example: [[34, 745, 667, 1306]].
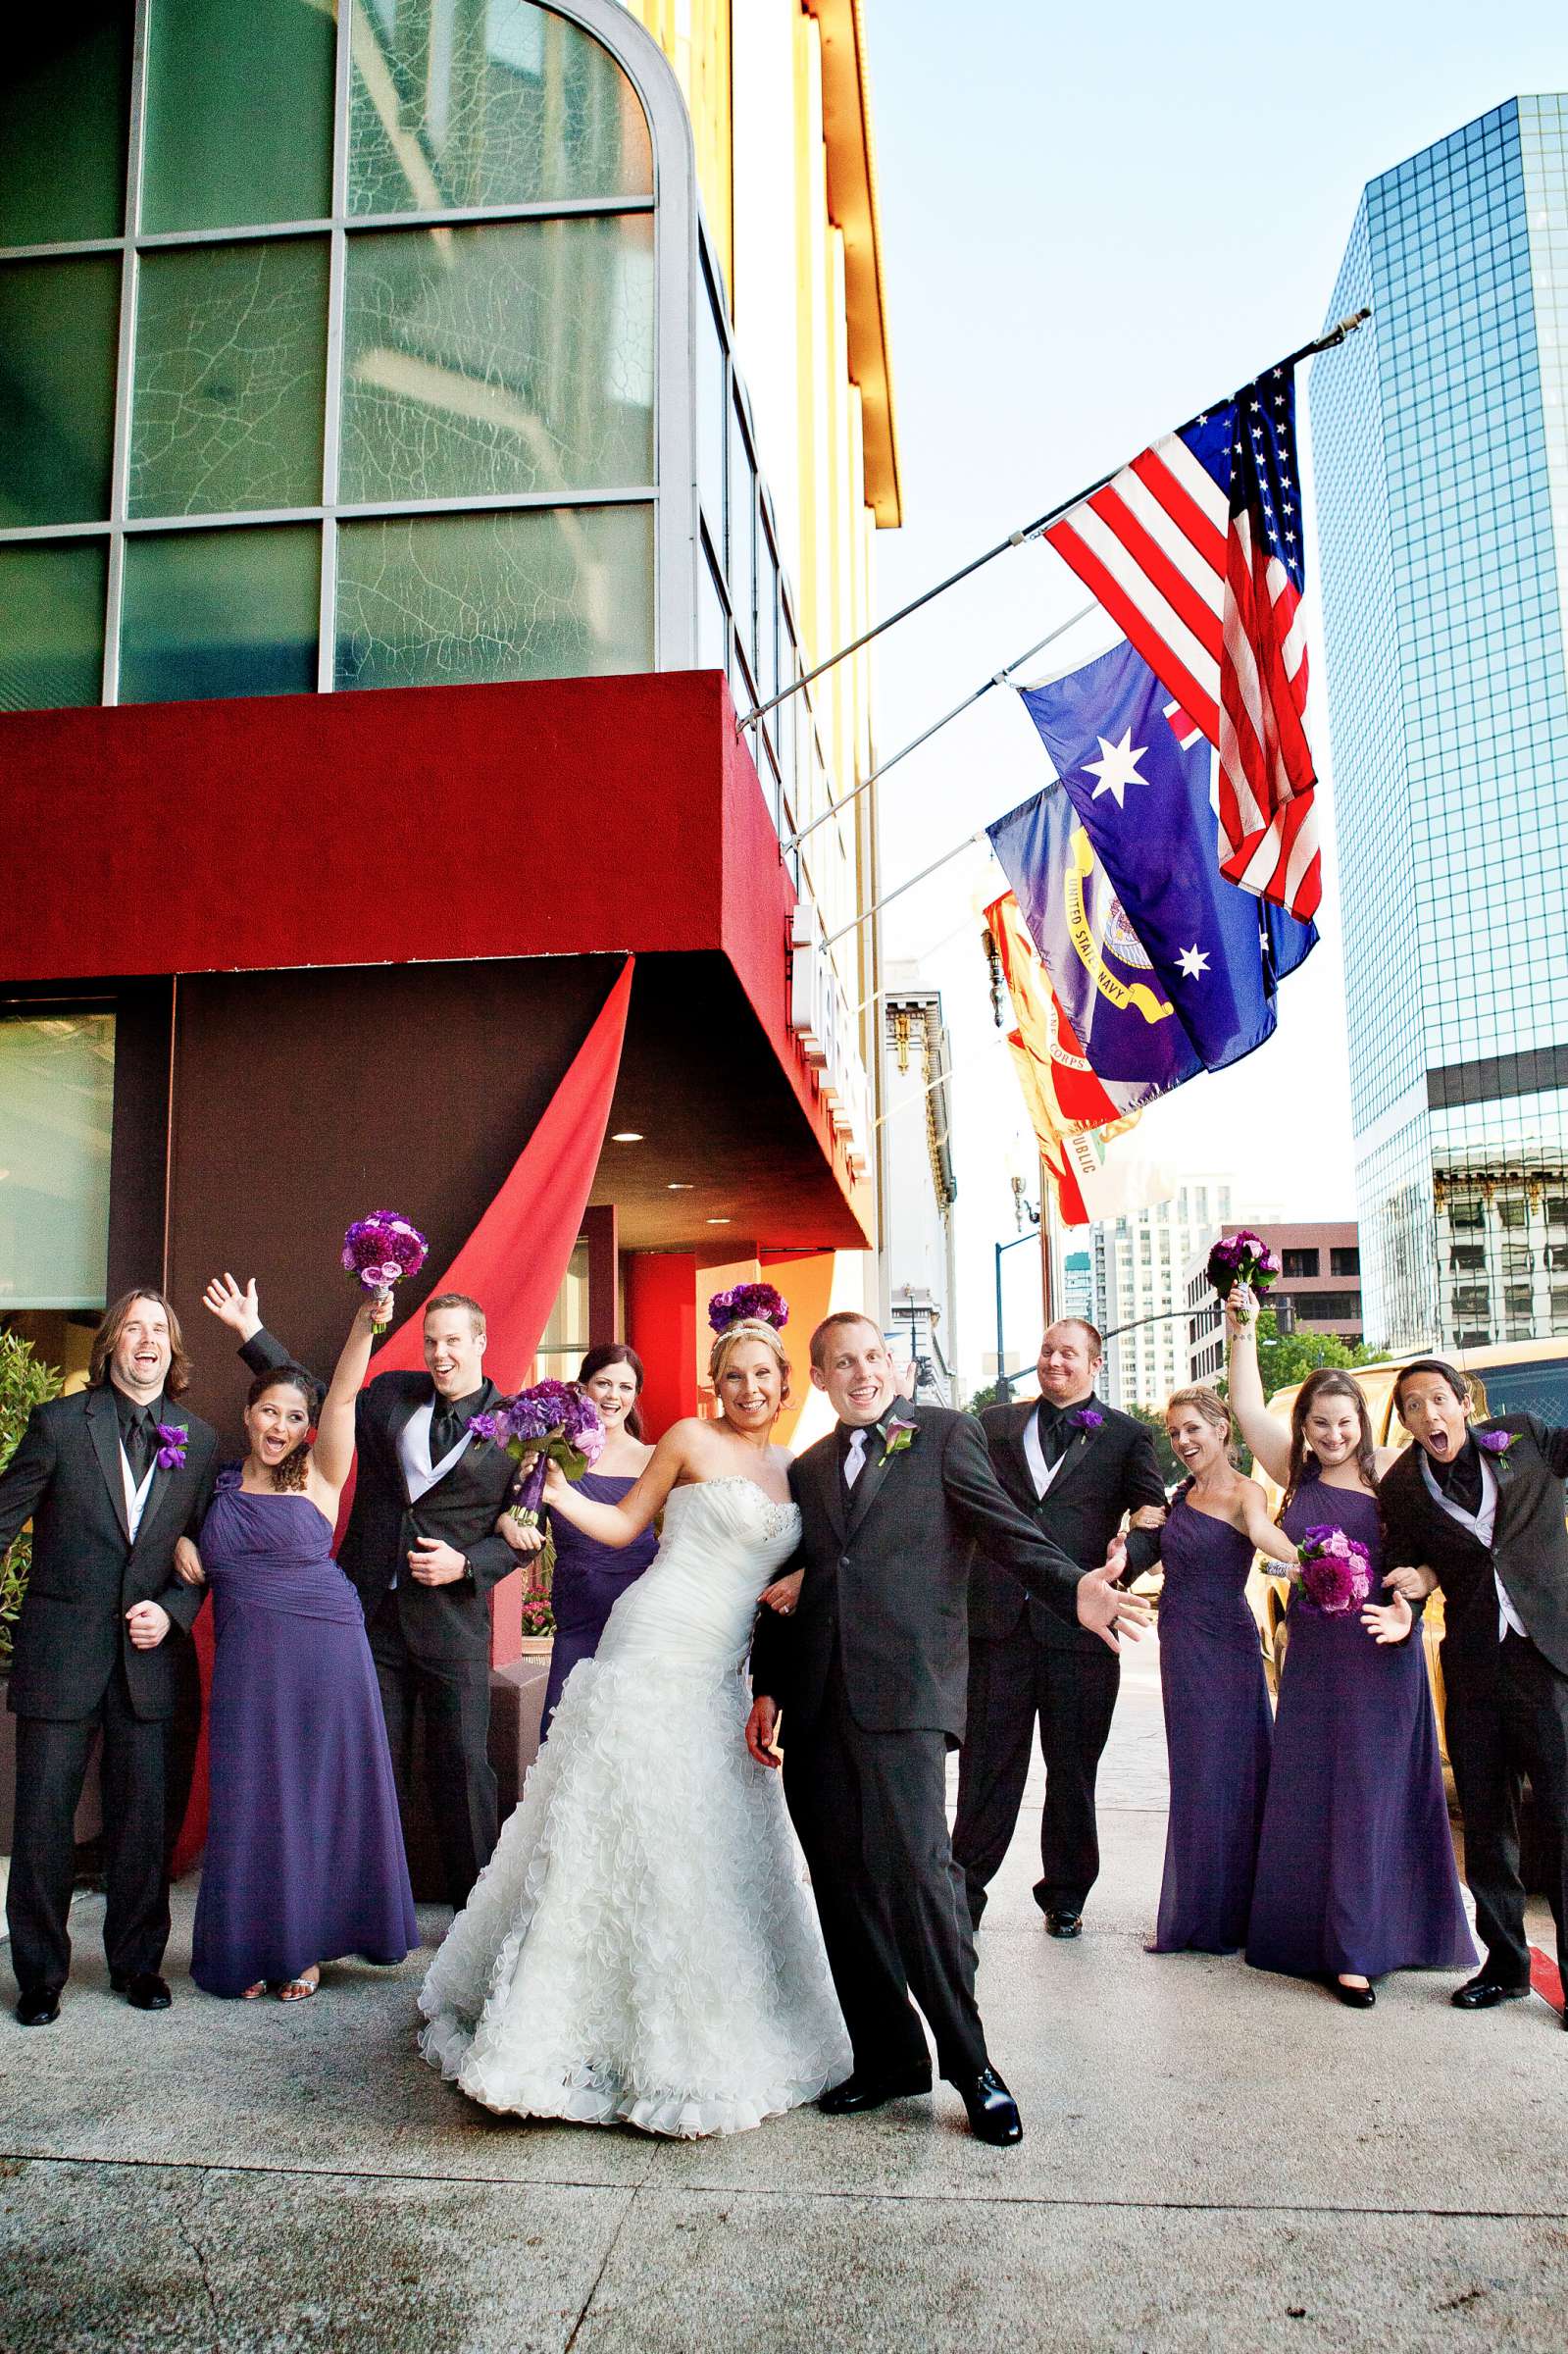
[[1021, 1403, 1076, 1503]]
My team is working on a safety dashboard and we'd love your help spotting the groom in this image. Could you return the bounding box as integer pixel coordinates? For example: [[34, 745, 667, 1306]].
[[746, 1311, 1146, 2144]]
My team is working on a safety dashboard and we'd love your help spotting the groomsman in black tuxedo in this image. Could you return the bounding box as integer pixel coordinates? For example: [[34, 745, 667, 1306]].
[[1381, 1358, 1568, 2020], [951, 1318, 1167, 1939], [0, 1291, 218, 2024], [207, 1276, 523, 1908], [747, 1311, 1147, 2144]]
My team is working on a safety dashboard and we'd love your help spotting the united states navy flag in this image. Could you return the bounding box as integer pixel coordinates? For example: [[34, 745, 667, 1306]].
[[989, 639, 1315, 1089]]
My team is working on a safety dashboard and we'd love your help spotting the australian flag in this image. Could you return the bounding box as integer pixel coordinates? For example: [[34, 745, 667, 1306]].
[[988, 639, 1315, 1089]]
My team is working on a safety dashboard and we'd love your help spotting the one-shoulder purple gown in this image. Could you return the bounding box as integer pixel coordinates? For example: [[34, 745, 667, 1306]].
[[1150, 1491, 1274, 1953], [191, 1469, 417, 1996], [1245, 1472, 1476, 1982], [540, 1471, 660, 1735]]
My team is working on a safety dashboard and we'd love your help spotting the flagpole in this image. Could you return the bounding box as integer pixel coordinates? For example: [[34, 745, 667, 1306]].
[[735, 308, 1372, 738], [820, 829, 990, 952], [784, 602, 1098, 855]]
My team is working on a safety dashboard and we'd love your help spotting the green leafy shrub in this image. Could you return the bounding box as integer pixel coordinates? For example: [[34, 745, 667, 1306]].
[[0, 1329, 64, 1670]]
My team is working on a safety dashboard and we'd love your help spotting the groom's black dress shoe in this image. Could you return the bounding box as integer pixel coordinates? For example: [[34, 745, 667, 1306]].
[[111, 1971, 172, 2011], [15, 1986, 62, 2027], [818, 2068, 933, 2116], [1043, 1909, 1083, 1940], [953, 2065, 1023, 2145], [1451, 1975, 1529, 2010]]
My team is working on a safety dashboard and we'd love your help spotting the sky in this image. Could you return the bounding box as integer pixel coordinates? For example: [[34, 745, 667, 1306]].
[[859, 0, 1568, 1392]]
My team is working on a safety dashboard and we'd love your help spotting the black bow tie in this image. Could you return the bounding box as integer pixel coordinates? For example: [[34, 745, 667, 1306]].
[[1433, 1439, 1484, 1517]]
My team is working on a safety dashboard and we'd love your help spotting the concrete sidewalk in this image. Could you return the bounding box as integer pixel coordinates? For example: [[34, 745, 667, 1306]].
[[2, 1639, 1565, 2352]]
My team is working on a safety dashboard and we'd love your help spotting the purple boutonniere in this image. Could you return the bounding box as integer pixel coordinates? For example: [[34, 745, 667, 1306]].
[[1478, 1430, 1516, 1457], [878, 1414, 918, 1469], [1072, 1407, 1105, 1432], [155, 1424, 188, 1472]]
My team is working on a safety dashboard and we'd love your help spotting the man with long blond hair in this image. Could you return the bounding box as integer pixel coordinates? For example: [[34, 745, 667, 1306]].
[[0, 1289, 218, 2026]]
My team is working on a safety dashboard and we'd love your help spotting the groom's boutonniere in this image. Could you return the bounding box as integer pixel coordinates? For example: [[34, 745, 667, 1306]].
[[155, 1424, 188, 1472], [878, 1414, 918, 1469], [1478, 1429, 1517, 1473], [1071, 1406, 1105, 1434]]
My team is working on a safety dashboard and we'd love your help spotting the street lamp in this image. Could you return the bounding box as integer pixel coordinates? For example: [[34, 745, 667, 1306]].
[[993, 1230, 1040, 1400]]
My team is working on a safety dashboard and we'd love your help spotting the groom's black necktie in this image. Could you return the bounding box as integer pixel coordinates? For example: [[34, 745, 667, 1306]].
[[430, 1386, 485, 1465], [1432, 1435, 1485, 1519], [116, 1392, 161, 1485], [1035, 1399, 1072, 1473]]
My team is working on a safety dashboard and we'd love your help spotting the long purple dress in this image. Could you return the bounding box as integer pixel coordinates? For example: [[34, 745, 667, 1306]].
[[1150, 1490, 1274, 1954], [540, 1471, 660, 1734], [191, 1469, 417, 1996], [1245, 1471, 1477, 1982]]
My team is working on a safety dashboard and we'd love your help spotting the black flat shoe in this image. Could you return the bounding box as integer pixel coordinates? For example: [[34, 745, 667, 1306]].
[[952, 2064, 1023, 2145], [1333, 1979, 1375, 2009], [1043, 1910, 1083, 1940], [15, 1986, 61, 2027], [818, 2068, 933, 2116], [111, 1971, 172, 2011], [1451, 1975, 1529, 2010]]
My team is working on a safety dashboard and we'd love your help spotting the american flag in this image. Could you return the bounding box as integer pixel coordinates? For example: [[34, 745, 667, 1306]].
[[1042, 362, 1320, 921]]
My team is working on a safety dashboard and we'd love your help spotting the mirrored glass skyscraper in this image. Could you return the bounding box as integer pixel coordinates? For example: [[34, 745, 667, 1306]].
[[1313, 97, 1568, 1352]]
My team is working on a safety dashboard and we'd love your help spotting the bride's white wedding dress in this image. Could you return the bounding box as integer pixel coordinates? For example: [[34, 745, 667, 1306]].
[[418, 1477, 850, 2136]]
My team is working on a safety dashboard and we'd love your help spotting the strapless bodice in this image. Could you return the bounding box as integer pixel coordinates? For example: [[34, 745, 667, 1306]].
[[594, 1478, 800, 1679]]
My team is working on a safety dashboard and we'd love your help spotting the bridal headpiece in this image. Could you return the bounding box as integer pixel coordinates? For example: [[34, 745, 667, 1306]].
[[707, 1282, 790, 1337]]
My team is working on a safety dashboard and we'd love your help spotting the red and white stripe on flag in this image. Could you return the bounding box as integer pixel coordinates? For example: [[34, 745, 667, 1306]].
[[1042, 426, 1321, 922]]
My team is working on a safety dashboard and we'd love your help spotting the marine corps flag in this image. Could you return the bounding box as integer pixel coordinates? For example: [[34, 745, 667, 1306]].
[[985, 889, 1151, 1130]]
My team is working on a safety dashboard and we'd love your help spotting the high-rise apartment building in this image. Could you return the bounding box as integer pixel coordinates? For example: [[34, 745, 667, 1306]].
[[1313, 97, 1568, 1352], [1092, 1177, 1248, 1411]]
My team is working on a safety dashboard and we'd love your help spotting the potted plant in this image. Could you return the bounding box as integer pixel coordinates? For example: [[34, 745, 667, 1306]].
[[0, 1328, 63, 1854]]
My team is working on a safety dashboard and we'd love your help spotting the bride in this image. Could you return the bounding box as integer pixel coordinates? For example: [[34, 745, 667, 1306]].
[[418, 1298, 851, 2136]]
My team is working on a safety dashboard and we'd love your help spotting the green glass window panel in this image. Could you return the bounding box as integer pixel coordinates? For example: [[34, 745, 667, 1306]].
[[0, 11, 131, 245], [120, 526, 321, 703], [0, 257, 120, 526], [341, 215, 653, 502], [141, 0, 335, 232], [348, 0, 651, 215], [334, 503, 652, 690], [130, 240, 329, 517], [0, 541, 108, 712], [0, 1013, 116, 1311]]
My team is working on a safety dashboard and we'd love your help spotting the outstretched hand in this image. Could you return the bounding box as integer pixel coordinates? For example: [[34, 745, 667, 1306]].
[[203, 1272, 261, 1342], [1362, 1591, 1414, 1646], [1076, 1544, 1151, 1653]]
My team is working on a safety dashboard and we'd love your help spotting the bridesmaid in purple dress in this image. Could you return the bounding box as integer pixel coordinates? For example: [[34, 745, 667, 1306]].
[[176, 1293, 415, 2000], [1227, 1292, 1477, 2007], [501, 1346, 657, 1735], [1148, 1388, 1295, 1955]]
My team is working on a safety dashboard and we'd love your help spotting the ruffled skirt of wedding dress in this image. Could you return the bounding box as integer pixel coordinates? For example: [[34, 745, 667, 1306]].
[[418, 1652, 851, 2137]]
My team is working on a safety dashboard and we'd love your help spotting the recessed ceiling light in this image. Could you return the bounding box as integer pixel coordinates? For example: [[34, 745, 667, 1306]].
[[706, 1216, 731, 1225], [667, 1181, 694, 1191], [610, 1131, 644, 1143]]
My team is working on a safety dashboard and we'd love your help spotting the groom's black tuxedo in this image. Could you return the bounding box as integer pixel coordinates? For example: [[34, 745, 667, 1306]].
[[751, 1401, 1086, 2087], [0, 1384, 218, 1994], [953, 1396, 1167, 1925], [1381, 1413, 1568, 1988], [241, 1328, 520, 1904]]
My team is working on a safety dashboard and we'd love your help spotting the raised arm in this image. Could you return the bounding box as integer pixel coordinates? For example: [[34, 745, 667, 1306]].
[[312, 1292, 388, 1492], [1224, 1291, 1292, 1489], [206, 1272, 331, 1395], [541, 1422, 691, 1547], [1524, 1413, 1568, 1481]]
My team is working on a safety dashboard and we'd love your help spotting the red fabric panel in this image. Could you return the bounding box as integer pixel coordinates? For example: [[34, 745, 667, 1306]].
[[626, 1253, 698, 1440], [171, 958, 634, 1876]]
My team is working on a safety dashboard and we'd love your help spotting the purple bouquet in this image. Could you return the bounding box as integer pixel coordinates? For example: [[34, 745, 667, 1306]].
[[342, 1211, 429, 1335], [1296, 1524, 1372, 1613], [1207, 1229, 1281, 1323], [470, 1379, 605, 1586], [707, 1282, 789, 1336]]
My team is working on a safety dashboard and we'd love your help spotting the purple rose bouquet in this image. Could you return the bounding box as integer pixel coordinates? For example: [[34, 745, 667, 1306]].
[[708, 1282, 789, 1335], [342, 1211, 429, 1335], [1207, 1229, 1281, 1325], [470, 1379, 605, 1587], [1295, 1524, 1372, 1613]]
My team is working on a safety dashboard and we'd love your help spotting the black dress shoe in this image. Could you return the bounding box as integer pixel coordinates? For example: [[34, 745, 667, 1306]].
[[15, 1986, 62, 2027], [111, 1971, 172, 2011], [1043, 1909, 1083, 1940], [1451, 1975, 1530, 2010], [818, 2067, 933, 2116], [953, 2064, 1023, 2145], [1332, 1978, 1376, 2009]]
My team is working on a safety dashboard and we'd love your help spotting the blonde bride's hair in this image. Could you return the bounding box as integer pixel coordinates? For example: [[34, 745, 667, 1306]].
[[709, 1317, 791, 1406]]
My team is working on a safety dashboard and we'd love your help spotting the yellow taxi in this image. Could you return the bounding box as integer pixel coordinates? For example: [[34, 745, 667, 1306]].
[[1248, 1338, 1568, 1746]]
